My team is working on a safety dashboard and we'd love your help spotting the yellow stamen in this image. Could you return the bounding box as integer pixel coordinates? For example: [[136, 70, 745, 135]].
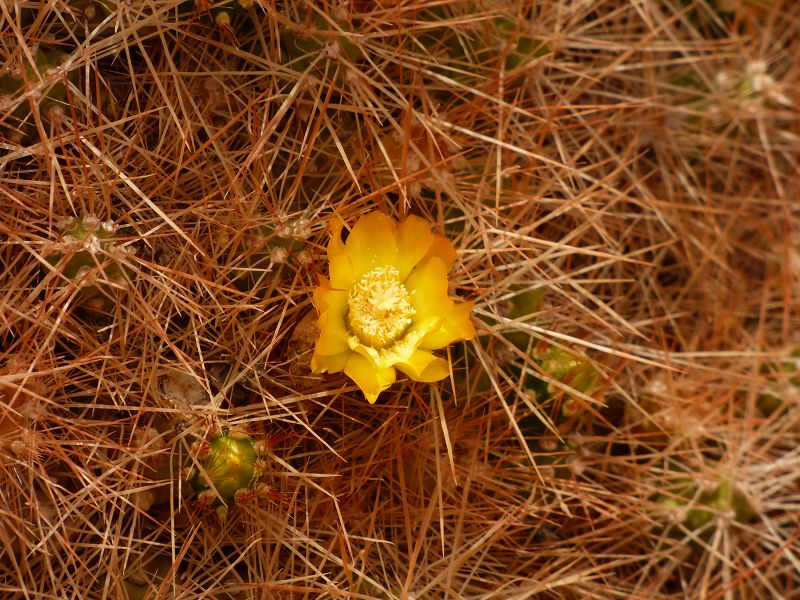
[[347, 266, 415, 348]]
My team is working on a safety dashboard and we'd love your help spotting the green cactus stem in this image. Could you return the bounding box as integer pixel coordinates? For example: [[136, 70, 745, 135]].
[[233, 218, 312, 292], [0, 47, 76, 142], [280, 8, 362, 83], [43, 215, 135, 317], [490, 17, 551, 73], [418, 11, 550, 91], [757, 350, 800, 416], [656, 474, 753, 541], [669, 61, 791, 139], [505, 288, 545, 350], [528, 437, 576, 481], [679, 0, 773, 34]]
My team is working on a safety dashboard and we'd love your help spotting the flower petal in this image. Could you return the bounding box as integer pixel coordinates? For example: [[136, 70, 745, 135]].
[[395, 215, 434, 279], [344, 353, 396, 404], [314, 315, 349, 356], [313, 279, 348, 317], [345, 212, 399, 279], [405, 256, 453, 323], [420, 300, 476, 350], [311, 349, 350, 374], [328, 220, 355, 290], [396, 349, 450, 382], [312, 278, 350, 357], [422, 233, 457, 272]]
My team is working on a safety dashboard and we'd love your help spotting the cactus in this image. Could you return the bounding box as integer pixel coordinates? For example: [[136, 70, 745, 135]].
[[43, 216, 135, 317], [466, 288, 602, 425], [679, 0, 774, 35], [0, 358, 47, 465], [490, 16, 552, 73], [528, 437, 577, 481], [473, 287, 544, 352], [0, 47, 76, 142], [505, 289, 545, 350], [63, 0, 117, 22], [669, 60, 791, 139], [232, 218, 312, 292], [207, 0, 258, 28], [122, 555, 174, 600], [286, 309, 321, 388], [533, 343, 602, 398], [756, 350, 800, 416], [280, 5, 362, 83], [655, 473, 753, 542], [418, 10, 550, 91], [128, 423, 190, 512], [186, 430, 269, 515], [512, 341, 604, 444]]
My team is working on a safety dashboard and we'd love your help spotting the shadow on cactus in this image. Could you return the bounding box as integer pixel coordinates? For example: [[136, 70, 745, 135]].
[[756, 350, 800, 416], [680, 0, 775, 36]]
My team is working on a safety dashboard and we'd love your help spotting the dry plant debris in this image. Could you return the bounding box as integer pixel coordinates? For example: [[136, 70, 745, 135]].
[[0, 0, 798, 598]]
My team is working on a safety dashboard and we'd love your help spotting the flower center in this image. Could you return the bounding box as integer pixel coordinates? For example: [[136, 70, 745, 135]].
[[347, 266, 415, 348]]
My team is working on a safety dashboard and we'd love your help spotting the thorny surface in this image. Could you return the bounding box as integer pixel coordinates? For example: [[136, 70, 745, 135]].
[[0, 1, 799, 598]]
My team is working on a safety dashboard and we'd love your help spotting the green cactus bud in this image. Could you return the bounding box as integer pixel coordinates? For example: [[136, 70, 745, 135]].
[[208, 0, 258, 28], [189, 431, 261, 506], [43, 216, 135, 316], [531, 343, 603, 418]]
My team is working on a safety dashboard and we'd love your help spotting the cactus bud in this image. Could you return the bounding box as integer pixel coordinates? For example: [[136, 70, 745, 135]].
[[188, 431, 262, 507]]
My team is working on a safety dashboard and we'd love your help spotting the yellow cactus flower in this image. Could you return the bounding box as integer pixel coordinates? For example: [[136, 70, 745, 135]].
[[311, 212, 476, 403]]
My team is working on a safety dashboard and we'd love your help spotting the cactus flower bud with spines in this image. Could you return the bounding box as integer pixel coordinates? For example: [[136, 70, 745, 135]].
[[188, 431, 266, 508]]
